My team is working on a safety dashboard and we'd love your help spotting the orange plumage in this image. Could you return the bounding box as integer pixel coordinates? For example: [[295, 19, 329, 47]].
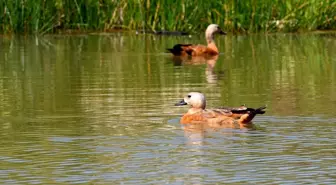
[[175, 92, 266, 128], [167, 24, 226, 56]]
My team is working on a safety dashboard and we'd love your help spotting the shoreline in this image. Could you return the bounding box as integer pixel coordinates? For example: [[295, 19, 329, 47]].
[[1, 28, 336, 37]]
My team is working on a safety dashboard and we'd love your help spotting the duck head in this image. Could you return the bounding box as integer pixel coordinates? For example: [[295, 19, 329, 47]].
[[175, 92, 206, 109], [205, 24, 226, 42]]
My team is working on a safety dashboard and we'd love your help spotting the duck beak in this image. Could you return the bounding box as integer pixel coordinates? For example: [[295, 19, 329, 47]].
[[219, 30, 227, 35], [175, 99, 188, 106]]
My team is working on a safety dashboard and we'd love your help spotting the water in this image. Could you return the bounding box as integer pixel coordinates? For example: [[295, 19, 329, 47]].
[[0, 32, 335, 184]]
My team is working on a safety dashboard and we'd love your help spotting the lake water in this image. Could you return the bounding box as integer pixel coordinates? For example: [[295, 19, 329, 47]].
[[0, 32, 335, 184]]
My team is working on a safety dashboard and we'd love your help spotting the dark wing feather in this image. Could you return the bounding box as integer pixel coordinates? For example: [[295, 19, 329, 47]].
[[167, 44, 193, 56], [217, 105, 266, 115]]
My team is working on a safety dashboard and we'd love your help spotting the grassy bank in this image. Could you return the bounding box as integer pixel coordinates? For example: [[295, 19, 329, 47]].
[[1, 0, 335, 34]]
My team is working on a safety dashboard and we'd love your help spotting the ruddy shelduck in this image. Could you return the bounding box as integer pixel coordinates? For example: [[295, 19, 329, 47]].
[[175, 92, 266, 126], [167, 24, 226, 56]]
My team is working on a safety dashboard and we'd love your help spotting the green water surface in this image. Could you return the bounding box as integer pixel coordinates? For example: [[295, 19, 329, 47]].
[[0, 32, 335, 184]]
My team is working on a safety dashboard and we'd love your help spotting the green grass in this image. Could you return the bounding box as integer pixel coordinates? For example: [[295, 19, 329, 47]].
[[1, 0, 335, 34]]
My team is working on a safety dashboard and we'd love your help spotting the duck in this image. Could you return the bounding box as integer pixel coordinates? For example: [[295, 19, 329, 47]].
[[167, 24, 226, 56], [175, 92, 266, 127]]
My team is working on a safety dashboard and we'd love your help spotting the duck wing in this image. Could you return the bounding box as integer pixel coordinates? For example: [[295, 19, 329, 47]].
[[214, 105, 267, 118], [167, 44, 217, 56], [190, 45, 219, 56]]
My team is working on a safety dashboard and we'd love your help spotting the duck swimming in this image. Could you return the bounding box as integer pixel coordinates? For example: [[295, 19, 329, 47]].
[[175, 92, 266, 126], [167, 24, 226, 56]]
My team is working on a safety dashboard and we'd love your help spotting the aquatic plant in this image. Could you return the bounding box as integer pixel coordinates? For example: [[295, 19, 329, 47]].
[[0, 0, 335, 34]]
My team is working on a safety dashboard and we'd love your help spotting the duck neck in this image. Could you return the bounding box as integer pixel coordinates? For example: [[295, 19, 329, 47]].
[[187, 108, 204, 114], [206, 34, 218, 53], [206, 32, 215, 44]]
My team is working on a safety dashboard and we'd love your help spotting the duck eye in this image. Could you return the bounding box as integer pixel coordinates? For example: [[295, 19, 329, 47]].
[[187, 95, 191, 98]]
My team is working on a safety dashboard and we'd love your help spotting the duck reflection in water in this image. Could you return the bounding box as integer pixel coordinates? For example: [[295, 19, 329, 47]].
[[170, 55, 223, 84], [182, 123, 256, 146]]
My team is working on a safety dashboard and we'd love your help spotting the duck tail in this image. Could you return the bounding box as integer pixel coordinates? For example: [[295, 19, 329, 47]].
[[166, 48, 182, 56], [166, 48, 177, 54], [166, 44, 193, 56], [254, 106, 267, 115], [238, 106, 266, 124]]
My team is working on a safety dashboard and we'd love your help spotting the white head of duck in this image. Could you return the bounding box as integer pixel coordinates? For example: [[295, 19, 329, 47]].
[[205, 24, 226, 43], [175, 92, 206, 110]]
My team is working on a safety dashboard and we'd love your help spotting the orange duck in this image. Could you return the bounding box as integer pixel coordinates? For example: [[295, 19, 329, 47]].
[[175, 92, 266, 127], [167, 24, 226, 56]]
